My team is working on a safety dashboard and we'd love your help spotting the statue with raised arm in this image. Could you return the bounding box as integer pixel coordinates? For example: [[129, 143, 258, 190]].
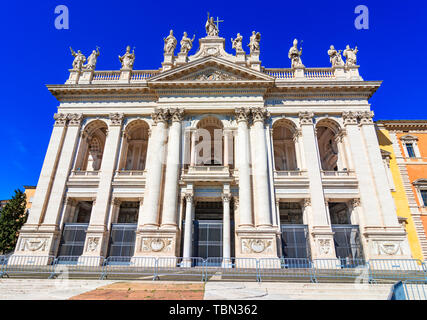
[[343, 45, 358, 66], [328, 45, 344, 67], [180, 32, 195, 54], [119, 45, 135, 70], [70, 47, 86, 71], [164, 30, 177, 54], [248, 31, 260, 53], [288, 39, 304, 68], [83, 46, 100, 70], [231, 33, 243, 52], [205, 14, 219, 37]]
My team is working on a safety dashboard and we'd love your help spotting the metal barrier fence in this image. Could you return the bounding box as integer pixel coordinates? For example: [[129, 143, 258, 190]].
[[1, 256, 426, 284], [1, 255, 56, 278], [205, 258, 259, 281], [313, 258, 369, 283], [102, 256, 157, 280], [156, 257, 205, 281], [258, 258, 315, 283], [50, 256, 106, 279], [403, 281, 427, 300], [368, 259, 427, 283]]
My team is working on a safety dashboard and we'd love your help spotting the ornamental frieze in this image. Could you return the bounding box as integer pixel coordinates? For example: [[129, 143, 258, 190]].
[[241, 239, 272, 254], [181, 69, 242, 81], [141, 238, 173, 253], [18, 238, 49, 252]]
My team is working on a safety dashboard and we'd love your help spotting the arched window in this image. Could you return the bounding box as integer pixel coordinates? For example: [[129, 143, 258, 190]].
[[195, 116, 224, 166], [74, 120, 107, 171], [316, 119, 343, 171], [119, 120, 149, 171], [273, 120, 298, 171]]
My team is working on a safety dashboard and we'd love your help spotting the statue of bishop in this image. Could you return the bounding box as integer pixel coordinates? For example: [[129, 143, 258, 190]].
[[164, 30, 177, 55], [288, 39, 304, 68], [119, 46, 135, 70]]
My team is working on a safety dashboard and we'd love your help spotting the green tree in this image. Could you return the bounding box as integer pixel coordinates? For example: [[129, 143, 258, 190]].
[[0, 189, 28, 254]]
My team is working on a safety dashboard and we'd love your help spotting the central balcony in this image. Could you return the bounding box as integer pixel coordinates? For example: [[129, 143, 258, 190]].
[[181, 165, 233, 182]]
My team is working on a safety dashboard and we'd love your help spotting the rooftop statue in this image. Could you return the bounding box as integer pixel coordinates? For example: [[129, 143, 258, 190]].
[[119, 45, 135, 70], [83, 47, 100, 70], [343, 45, 358, 66], [328, 45, 344, 67], [180, 32, 196, 54], [70, 47, 86, 71], [248, 31, 260, 53], [231, 33, 243, 52], [164, 30, 177, 54], [288, 39, 304, 68], [205, 15, 219, 37]]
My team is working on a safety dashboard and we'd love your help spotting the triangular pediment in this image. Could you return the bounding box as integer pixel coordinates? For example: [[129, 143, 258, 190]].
[[148, 56, 274, 84]]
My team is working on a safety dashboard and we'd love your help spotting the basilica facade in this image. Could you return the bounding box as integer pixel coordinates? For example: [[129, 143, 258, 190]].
[[13, 22, 412, 265]]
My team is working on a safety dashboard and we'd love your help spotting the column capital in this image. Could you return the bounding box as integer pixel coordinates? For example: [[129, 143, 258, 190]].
[[152, 108, 169, 124], [65, 197, 77, 207], [335, 129, 347, 143], [113, 198, 121, 206], [222, 193, 232, 203], [292, 129, 303, 142], [53, 113, 68, 127], [67, 113, 84, 127], [184, 193, 193, 203], [298, 111, 314, 125], [169, 108, 184, 122], [342, 111, 359, 126], [358, 111, 374, 125], [235, 107, 251, 123], [302, 198, 311, 208], [351, 198, 361, 208], [109, 113, 124, 126], [251, 107, 270, 123]]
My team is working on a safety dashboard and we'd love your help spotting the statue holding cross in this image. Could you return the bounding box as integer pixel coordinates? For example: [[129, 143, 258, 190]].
[[205, 12, 222, 37]]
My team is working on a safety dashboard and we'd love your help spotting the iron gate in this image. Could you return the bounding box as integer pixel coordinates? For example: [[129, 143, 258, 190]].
[[57, 223, 88, 262], [280, 225, 310, 259], [107, 224, 137, 262]]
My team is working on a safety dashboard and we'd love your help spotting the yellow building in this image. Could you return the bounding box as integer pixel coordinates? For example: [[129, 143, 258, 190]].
[[376, 123, 424, 261], [23, 186, 36, 212]]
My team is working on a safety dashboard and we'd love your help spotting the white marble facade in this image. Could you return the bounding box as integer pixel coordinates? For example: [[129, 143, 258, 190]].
[[14, 23, 412, 265]]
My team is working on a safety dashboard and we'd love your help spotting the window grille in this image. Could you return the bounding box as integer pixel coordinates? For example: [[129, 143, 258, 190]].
[[280, 225, 310, 259], [107, 224, 137, 261], [57, 223, 88, 261], [332, 225, 364, 261]]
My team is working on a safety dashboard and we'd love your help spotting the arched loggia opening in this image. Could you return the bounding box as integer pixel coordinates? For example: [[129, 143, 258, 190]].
[[272, 119, 299, 171], [316, 119, 346, 172], [117, 120, 150, 172], [194, 116, 224, 166]]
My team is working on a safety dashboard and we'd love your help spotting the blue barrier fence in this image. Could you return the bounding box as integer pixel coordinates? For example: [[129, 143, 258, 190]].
[[1, 256, 426, 284]]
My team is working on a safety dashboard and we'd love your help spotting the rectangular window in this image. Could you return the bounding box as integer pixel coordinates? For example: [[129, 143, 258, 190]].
[[421, 190, 427, 207], [406, 143, 416, 158]]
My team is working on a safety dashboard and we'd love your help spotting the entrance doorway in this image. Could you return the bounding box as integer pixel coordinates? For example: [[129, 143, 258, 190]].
[[190, 201, 234, 265]]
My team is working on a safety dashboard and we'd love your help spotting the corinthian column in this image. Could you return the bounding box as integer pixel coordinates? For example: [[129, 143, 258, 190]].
[[40, 113, 84, 229], [251, 107, 272, 227], [222, 193, 232, 267], [23, 113, 68, 229], [138, 109, 169, 228], [161, 108, 184, 227], [182, 193, 194, 266], [235, 108, 253, 228]]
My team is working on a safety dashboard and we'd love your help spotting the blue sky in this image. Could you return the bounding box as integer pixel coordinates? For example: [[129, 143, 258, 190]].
[[0, 0, 426, 199]]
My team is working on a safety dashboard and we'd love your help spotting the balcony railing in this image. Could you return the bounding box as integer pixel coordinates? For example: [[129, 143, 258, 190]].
[[187, 166, 229, 174], [264, 67, 336, 80], [70, 170, 100, 177], [274, 170, 306, 177], [321, 170, 354, 177], [115, 170, 146, 177]]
